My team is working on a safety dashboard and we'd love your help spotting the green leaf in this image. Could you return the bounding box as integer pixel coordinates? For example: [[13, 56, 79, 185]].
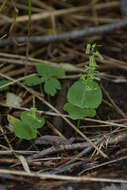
[[64, 103, 96, 120], [67, 80, 102, 109], [13, 108, 45, 140], [44, 78, 61, 96], [24, 76, 43, 86], [21, 110, 45, 129], [0, 80, 9, 91], [14, 121, 37, 140], [36, 64, 65, 80]]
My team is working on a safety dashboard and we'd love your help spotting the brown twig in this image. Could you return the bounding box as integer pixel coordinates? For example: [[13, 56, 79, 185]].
[[27, 142, 93, 160]]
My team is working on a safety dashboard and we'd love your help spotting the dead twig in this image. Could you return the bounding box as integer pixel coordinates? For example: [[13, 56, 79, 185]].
[[28, 141, 89, 160], [50, 137, 104, 174], [34, 135, 74, 146], [1, 20, 127, 47]]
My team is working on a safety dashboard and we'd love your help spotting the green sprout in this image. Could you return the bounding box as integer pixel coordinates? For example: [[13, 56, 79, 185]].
[[64, 44, 103, 121]]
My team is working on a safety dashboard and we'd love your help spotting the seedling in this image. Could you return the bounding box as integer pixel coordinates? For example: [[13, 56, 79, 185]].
[[24, 64, 65, 96], [64, 44, 103, 120], [13, 108, 45, 140]]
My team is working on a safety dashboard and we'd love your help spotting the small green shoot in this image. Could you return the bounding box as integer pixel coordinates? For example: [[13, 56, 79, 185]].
[[24, 64, 65, 96], [13, 108, 45, 140], [64, 44, 103, 120]]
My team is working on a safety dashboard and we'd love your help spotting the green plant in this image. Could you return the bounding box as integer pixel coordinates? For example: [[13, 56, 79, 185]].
[[24, 64, 65, 96], [64, 44, 103, 120], [13, 108, 45, 140]]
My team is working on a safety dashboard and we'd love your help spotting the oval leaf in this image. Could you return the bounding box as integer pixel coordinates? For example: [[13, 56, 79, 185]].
[[67, 80, 102, 109]]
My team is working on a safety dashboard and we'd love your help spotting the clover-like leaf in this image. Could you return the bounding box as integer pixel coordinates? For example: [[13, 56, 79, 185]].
[[0, 80, 9, 91], [13, 108, 45, 140], [24, 76, 43, 86], [44, 78, 61, 96], [64, 103, 96, 120], [67, 80, 102, 109], [36, 64, 65, 80]]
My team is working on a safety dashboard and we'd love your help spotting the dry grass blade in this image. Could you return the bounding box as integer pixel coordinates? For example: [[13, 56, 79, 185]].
[[0, 169, 127, 184]]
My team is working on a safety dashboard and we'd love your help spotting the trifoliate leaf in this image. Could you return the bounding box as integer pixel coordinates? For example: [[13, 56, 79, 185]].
[[24, 76, 43, 86], [36, 64, 65, 80], [64, 103, 96, 120], [67, 80, 102, 109], [13, 108, 45, 140], [44, 78, 61, 96], [0, 80, 9, 91]]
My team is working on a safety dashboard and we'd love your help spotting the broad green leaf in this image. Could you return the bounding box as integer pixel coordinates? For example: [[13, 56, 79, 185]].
[[67, 80, 102, 109], [44, 78, 61, 96], [36, 64, 65, 80], [64, 103, 96, 120], [24, 76, 43, 86], [14, 121, 37, 140], [0, 80, 9, 91]]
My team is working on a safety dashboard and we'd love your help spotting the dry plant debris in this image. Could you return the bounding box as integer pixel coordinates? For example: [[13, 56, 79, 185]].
[[0, 0, 127, 190]]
